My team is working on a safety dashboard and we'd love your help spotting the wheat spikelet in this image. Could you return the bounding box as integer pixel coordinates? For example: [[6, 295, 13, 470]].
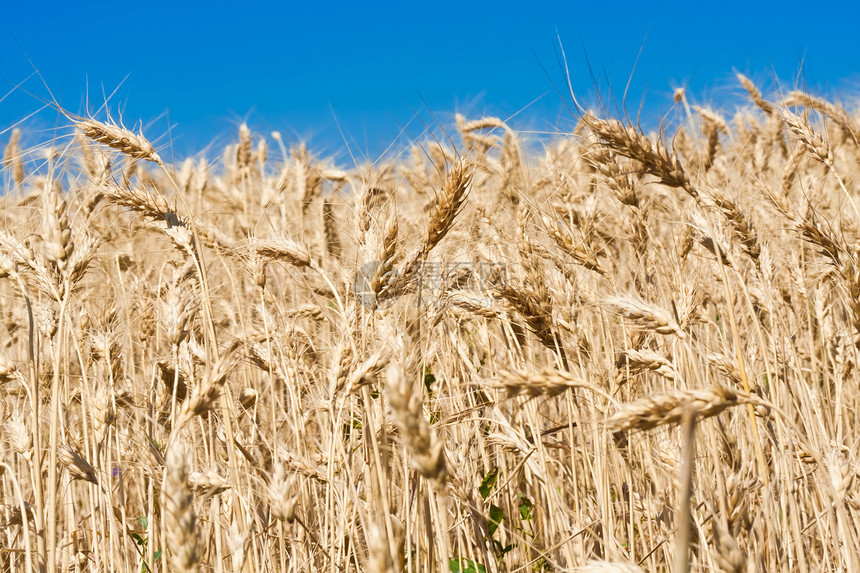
[[587, 148, 639, 207], [237, 387, 258, 410], [607, 386, 746, 433], [585, 114, 698, 199], [712, 517, 746, 573], [696, 106, 730, 135], [797, 208, 845, 266], [602, 296, 686, 338], [355, 180, 387, 240], [187, 469, 230, 498], [236, 123, 252, 171], [58, 445, 98, 485], [278, 450, 329, 483], [245, 236, 312, 267], [162, 278, 199, 348], [177, 342, 240, 427], [706, 352, 743, 386], [42, 184, 75, 272], [370, 215, 399, 298], [393, 160, 472, 291], [267, 462, 299, 522], [784, 90, 859, 143], [424, 159, 472, 250], [322, 198, 342, 259], [162, 440, 199, 573], [384, 362, 446, 486], [101, 181, 176, 222], [447, 291, 504, 319], [492, 368, 608, 398], [824, 448, 855, 503], [76, 118, 161, 163], [5, 410, 32, 459], [542, 214, 607, 276], [365, 519, 397, 573], [695, 106, 729, 170], [455, 113, 509, 133], [780, 108, 834, 167], [3, 128, 24, 185], [615, 348, 678, 383], [333, 348, 387, 394], [495, 284, 560, 351], [736, 74, 776, 116], [91, 383, 115, 446], [256, 135, 267, 167], [708, 191, 761, 265]]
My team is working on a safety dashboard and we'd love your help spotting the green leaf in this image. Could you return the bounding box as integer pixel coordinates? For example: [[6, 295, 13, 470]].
[[492, 539, 517, 557], [131, 533, 144, 546], [147, 435, 165, 457], [342, 414, 363, 442], [488, 504, 504, 537], [423, 365, 436, 395], [518, 494, 534, 521], [449, 558, 487, 573], [137, 515, 148, 529], [478, 468, 498, 499], [140, 549, 164, 573]]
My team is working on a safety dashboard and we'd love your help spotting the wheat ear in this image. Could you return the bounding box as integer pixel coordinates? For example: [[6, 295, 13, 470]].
[[77, 118, 162, 163]]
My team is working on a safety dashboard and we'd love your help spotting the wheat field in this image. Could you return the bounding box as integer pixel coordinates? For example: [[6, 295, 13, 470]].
[[0, 75, 859, 572]]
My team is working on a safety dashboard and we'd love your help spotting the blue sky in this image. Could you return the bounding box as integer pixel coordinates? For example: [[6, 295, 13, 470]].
[[2, 0, 859, 163]]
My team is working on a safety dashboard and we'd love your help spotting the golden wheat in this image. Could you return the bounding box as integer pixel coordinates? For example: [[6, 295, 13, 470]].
[[1, 77, 859, 573]]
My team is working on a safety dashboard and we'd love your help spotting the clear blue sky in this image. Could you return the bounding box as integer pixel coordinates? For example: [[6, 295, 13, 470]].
[[2, 0, 859, 163]]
